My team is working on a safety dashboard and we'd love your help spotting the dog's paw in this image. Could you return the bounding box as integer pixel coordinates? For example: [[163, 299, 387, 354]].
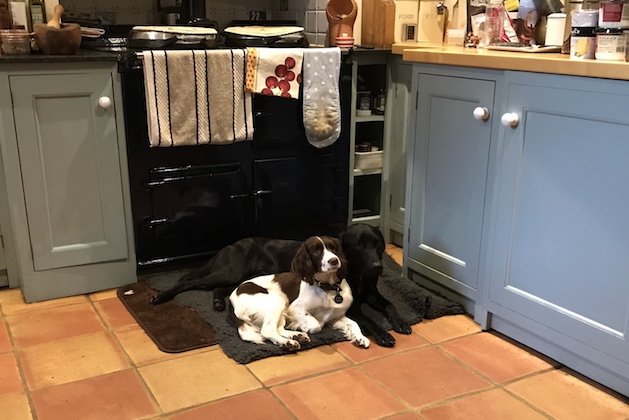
[[294, 332, 311, 343], [352, 336, 370, 349], [281, 340, 301, 351], [213, 298, 226, 312], [391, 318, 412, 335], [373, 331, 396, 347], [149, 294, 162, 305]]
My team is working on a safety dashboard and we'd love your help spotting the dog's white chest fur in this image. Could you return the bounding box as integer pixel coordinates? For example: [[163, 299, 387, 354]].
[[289, 279, 353, 327]]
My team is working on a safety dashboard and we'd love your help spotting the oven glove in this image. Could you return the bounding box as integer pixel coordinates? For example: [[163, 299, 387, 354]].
[[302, 48, 342, 149]]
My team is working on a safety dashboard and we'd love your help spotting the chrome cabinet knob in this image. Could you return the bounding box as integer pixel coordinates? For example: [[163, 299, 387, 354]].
[[501, 112, 519, 127], [98, 96, 112, 109], [473, 106, 489, 121]]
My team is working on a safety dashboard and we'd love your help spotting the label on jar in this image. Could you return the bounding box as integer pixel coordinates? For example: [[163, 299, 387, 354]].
[[595, 31, 627, 60], [599, 0, 629, 28], [571, 35, 596, 59]]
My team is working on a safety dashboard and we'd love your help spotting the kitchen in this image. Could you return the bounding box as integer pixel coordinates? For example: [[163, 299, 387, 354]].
[[1, 0, 629, 416]]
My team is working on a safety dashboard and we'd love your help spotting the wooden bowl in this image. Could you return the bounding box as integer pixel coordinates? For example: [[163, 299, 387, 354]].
[[34, 23, 81, 55]]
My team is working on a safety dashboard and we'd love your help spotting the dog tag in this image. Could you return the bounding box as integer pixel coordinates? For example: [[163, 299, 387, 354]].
[[334, 294, 343, 304]]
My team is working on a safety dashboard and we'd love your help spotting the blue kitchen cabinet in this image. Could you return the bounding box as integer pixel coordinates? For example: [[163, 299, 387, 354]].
[[404, 64, 629, 396], [0, 63, 136, 302], [405, 65, 500, 321], [486, 71, 629, 395], [383, 55, 412, 245]]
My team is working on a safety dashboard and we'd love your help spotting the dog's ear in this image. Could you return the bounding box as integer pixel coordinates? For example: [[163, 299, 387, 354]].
[[329, 237, 348, 280], [291, 240, 317, 282]]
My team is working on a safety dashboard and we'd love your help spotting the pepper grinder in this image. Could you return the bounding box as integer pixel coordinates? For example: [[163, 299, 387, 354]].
[[326, 0, 358, 46]]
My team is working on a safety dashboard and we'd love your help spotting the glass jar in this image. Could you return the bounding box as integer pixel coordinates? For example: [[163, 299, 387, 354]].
[[356, 90, 372, 116], [0, 29, 31, 55], [598, 0, 629, 28], [595, 27, 627, 60], [373, 89, 386, 115]]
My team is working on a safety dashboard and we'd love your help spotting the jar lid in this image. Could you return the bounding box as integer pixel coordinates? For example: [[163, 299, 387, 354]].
[[571, 26, 597, 35], [594, 27, 625, 34]]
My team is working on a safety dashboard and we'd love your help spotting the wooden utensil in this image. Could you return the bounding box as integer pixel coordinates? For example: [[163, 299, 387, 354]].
[[47, 4, 64, 29]]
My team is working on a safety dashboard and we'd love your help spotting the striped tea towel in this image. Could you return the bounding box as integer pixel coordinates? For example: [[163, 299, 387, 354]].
[[143, 49, 254, 147], [245, 48, 303, 99]]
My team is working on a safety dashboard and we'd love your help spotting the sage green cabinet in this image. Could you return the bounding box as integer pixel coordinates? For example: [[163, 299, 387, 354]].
[[404, 63, 629, 396], [383, 55, 412, 245], [0, 222, 7, 288], [487, 71, 629, 396], [405, 65, 499, 319], [0, 62, 136, 302]]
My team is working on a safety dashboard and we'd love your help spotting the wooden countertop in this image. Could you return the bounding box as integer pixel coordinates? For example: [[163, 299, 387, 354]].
[[393, 42, 629, 81]]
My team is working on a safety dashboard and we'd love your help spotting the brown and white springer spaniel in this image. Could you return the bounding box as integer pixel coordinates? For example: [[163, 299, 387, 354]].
[[229, 236, 370, 350]]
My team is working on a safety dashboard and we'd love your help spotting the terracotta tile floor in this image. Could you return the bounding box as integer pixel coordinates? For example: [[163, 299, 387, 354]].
[[0, 245, 628, 420]]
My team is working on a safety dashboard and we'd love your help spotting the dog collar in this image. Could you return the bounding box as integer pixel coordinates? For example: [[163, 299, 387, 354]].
[[312, 279, 344, 304]]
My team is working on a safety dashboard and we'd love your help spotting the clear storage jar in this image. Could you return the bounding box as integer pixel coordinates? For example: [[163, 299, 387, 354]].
[[595, 27, 627, 59], [598, 0, 629, 28], [0, 29, 31, 55]]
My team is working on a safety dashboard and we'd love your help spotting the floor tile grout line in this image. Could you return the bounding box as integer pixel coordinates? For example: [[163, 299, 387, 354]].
[[1, 315, 40, 420], [432, 341, 558, 418], [87, 294, 166, 417], [351, 358, 417, 412]]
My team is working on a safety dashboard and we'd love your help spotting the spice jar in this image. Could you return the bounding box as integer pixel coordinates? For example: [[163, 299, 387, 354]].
[[0, 29, 31, 55], [373, 89, 386, 115], [356, 90, 372, 116], [595, 27, 627, 60]]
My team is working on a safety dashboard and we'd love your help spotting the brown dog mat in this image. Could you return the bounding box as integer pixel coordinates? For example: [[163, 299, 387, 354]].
[[117, 282, 218, 353]]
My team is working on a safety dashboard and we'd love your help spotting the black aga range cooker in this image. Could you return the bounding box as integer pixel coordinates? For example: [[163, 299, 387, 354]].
[[118, 53, 351, 272]]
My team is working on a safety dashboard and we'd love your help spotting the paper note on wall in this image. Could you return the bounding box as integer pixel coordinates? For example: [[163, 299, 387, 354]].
[[9, 1, 28, 29]]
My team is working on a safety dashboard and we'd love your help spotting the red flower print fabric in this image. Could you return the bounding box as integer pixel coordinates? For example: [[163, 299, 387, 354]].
[[245, 48, 303, 99]]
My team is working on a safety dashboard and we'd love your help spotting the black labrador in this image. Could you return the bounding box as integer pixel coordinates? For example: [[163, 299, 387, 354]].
[[150, 223, 412, 347]]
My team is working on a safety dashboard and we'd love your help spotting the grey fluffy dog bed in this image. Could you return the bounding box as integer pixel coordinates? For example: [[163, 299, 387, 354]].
[[145, 253, 465, 364]]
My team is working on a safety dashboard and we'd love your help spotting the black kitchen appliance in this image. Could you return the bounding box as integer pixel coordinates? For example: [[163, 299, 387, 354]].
[[127, 25, 218, 49], [223, 24, 309, 47], [118, 52, 351, 272]]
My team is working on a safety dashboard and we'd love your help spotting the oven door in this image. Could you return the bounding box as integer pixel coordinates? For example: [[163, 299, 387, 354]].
[[136, 162, 252, 267], [253, 154, 345, 238]]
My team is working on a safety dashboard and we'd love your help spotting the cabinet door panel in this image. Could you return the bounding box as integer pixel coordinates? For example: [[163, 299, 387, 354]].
[[489, 76, 629, 371], [10, 73, 127, 271], [409, 74, 494, 297]]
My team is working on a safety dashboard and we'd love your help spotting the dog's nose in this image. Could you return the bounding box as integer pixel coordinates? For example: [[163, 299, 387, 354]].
[[329, 257, 339, 266], [372, 261, 382, 269]]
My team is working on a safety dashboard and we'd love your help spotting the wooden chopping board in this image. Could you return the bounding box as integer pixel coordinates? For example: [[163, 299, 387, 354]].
[[361, 0, 395, 48]]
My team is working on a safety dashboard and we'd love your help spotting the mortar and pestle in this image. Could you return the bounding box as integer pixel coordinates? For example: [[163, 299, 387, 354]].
[[34, 5, 81, 55]]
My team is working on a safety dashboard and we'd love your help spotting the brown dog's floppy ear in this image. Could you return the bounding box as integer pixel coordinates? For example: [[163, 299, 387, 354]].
[[291, 239, 317, 283], [330, 237, 348, 280]]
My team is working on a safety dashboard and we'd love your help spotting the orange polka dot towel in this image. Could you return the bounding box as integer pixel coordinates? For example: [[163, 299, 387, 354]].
[[245, 48, 303, 99]]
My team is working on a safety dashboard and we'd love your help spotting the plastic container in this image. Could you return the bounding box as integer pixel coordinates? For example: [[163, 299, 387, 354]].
[[355, 150, 383, 170], [571, 26, 597, 58], [0, 29, 31, 55], [598, 0, 629, 28], [546, 13, 566, 45], [572, 9, 600, 26], [595, 27, 627, 59], [484, 0, 507, 46]]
